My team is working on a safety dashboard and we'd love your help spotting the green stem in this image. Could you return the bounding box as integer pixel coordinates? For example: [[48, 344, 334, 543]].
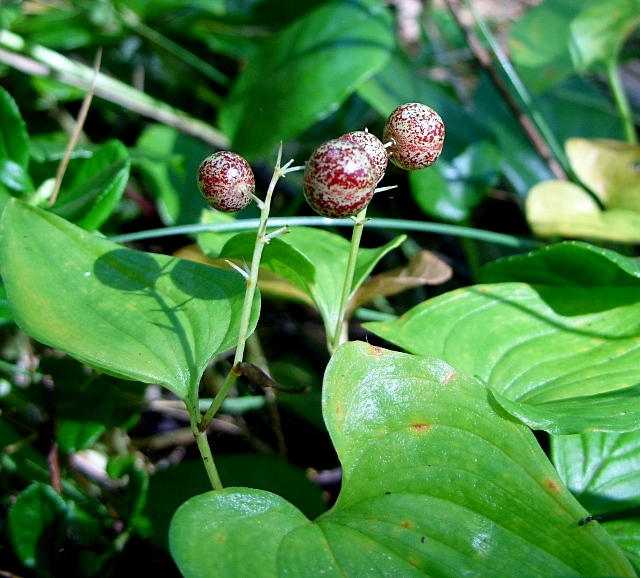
[[607, 60, 637, 144], [189, 401, 223, 490], [199, 151, 304, 433], [108, 217, 542, 250], [329, 208, 368, 354]]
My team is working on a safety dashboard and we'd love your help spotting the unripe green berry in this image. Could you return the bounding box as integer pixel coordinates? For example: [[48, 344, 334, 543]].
[[339, 130, 388, 183], [383, 103, 445, 170], [196, 151, 255, 213], [303, 139, 377, 218]]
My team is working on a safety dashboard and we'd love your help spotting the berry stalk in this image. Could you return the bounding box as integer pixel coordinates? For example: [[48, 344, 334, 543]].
[[329, 207, 368, 354], [199, 146, 303, 434]]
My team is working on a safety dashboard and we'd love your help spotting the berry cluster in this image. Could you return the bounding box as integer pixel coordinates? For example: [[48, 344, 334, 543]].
[[196, 103, 444, 218]]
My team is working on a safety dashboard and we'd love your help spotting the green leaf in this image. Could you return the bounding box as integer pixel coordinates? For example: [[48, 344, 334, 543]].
[[7, 482, 68, 569], [508, 0, 596, 91], [135, 124, 218, 226], [220, 227, 404, 338], [7, 481, 113, 576], [409, 141, 501, 223], [0, 199, 259, 400], [51, 139, 130, 231], [569, 0, 640, 72], [170, 342, 635, 577], [218, 0, 393, 160], [0, 86, 29, 168], [479, 240, 640, 286], [365, 243, 640, 434], [148, 455, 325, 550], [552, 431, 640, 516], [605, 519, 640, 573]]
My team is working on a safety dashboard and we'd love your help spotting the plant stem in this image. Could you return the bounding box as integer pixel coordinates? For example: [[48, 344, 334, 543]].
[[607, 61, 638, 145], [108, 218, 542, 250], [199, 150, 304, 433], [189, 401, 223, 490], [329, 208, 368, 354]]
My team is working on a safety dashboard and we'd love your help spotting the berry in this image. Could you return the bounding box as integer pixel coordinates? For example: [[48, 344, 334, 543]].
[[196, 151, 254, 212], [303, 139, 377, 218], [383, 103, 445, 170], [339, 130, 388, 183]]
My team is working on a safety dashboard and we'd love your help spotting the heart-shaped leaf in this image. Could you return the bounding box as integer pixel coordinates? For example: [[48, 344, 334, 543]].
[[170, 342, 635, 577], [365, 242, 640, 434], [0, 199, 259, 400], [551, 430, 640, 516], [220, 227, 405, 338], [218, 0, 393, 160]]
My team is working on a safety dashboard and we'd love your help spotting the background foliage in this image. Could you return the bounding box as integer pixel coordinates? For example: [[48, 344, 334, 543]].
[[0, 0, 639, 576]]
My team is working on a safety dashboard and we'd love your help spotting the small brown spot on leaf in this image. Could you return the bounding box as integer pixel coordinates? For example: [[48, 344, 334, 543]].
[[216, 533, 226, 542], [410, 422, 432, 434], [440, 369, 457, 385], [401, 520, 412, 529], [544, 478, 561, 494], [367, 344, 386, 358]]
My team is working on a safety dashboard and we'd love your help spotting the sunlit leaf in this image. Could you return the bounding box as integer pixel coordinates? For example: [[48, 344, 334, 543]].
[[552, 430, 640, 516], [220, 227, 405, 340], [170, 342, 635, 577], [525, 179, 640, 242], [0, 199, 259, 400], [566, 138, 640, 211], [366, 242, 640, 434]]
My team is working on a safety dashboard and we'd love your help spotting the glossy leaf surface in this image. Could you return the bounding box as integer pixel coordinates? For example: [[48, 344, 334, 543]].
[[219, 0, 393, 159], [0, 199, 258, 400], [552, 430, 640, 516], [170, 342, 634, 577], [366, 242, 640, 434]]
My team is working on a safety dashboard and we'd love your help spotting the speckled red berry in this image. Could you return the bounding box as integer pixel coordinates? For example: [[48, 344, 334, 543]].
[[383, 103, 445, 170], [196, 151, 254, 212], [339, 130, 388, 183], [303, 139, 377, 218]]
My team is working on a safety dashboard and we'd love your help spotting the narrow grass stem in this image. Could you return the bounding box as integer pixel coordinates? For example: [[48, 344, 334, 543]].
[[329, 208, 368, 354]]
